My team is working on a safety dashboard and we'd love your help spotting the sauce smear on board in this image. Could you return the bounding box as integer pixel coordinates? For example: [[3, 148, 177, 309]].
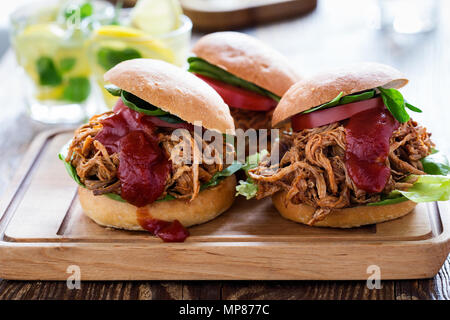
[[137, 208, 190, 242], [345, 106, 399, 193]]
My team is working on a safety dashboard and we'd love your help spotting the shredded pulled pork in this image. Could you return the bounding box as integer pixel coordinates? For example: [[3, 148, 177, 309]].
[[230, 108, 274, 131], [66, 112, 233, 202], [249, 120, 433, 225]]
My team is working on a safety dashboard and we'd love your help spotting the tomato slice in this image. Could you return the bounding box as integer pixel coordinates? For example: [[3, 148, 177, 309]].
[[195, 74, 277, 112], [291, 97, 385, 131]]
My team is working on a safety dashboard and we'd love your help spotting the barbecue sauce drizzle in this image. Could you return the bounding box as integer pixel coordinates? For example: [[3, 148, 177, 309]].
[[95, 99, 189, 242], [344, 106, 399, 193]]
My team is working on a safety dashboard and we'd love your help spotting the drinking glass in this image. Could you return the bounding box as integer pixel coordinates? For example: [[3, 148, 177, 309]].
[[379, 0, 439, 34], [88, 13, 192, 108], [10, 0, 115, 124]]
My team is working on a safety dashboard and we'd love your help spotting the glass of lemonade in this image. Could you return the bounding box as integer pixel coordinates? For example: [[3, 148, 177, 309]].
[[88, 7, 192, 108], [10, 0, 115, 124]]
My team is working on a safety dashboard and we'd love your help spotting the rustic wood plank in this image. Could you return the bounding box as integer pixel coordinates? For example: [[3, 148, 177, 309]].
[[221, 281, 396, 300], [182, 281, 222, 300], [0, 280, 184, 300], [395, 257, 450, 300]]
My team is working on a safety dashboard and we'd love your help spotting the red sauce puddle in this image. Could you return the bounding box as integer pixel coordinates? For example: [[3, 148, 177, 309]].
[[95, 99, 191, 242], [137, 208, 189, 242], [344, 106, 399, 193]]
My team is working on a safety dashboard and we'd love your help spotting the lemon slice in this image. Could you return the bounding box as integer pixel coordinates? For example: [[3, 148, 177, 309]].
[[92, 25, 176, 64], [95, 25, 150, 38], [14, 23, 65, 82], [35, 85, 65, 101], [130, 0, 182, 36]]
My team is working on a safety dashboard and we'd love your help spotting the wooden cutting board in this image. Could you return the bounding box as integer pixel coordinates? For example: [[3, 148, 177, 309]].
[[0, 130, 448, 280], [180, 0, 318, 31]]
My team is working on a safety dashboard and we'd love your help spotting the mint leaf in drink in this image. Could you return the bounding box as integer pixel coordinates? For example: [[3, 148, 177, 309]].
[[36, 56, 62, 86], [63, 77, 91, 102], [97, 47, 142, 71], [64, 2, 94, 20], [59, 57, 76, 73]]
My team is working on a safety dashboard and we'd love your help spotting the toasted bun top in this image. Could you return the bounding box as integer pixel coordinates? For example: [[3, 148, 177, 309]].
[[104, 59, 235, 134], [192, 32, 301, 97], [272, 62, 408, 127]]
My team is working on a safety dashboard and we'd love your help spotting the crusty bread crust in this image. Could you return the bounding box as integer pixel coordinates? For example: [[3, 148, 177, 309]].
[[272, 191, 416, 228], [104, 59, 235, 134], [272, 62, 408, 127], [79, 176, 237, 230], [192, 32, 301, 97]]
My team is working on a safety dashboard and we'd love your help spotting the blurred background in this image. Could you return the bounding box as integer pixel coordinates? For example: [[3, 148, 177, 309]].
[[0, 0, 448, 194]]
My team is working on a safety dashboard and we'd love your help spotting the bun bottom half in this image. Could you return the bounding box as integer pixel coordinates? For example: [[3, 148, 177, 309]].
[[272, 191, 417, 228], [79, 175, 237, 231]]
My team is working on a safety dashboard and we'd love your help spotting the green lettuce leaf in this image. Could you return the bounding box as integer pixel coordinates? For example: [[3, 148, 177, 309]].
[[236, 179, 258, 200], [187, 57, 280, 102], [235, 150, 269, 199], [398, 175, 450, 202], [421, 152, 450, 176], [369, 174, 450, 206]]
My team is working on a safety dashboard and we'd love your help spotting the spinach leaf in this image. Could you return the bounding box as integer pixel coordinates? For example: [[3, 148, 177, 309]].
[[105, 86, 185, 123], [97, 47, 142, 71], [63, 77, 91, 102], [201, 161, 243, 190], [157, 114, 185, 124], [36, 57, 62, 86], [188, 57, 280, 102], [405, 102, 423, 113], [421, 152, 450, 176], [58, 152, 84, 187], [121, 90, 168, 116], [59, 57, 76, 73], [105, 84, 122, 96], [105, 193, 126, 202], [378, 87, 410, 123], [302, 92, 343, 114], [339, 90, 375, 104], [301, 90, 376, 114]]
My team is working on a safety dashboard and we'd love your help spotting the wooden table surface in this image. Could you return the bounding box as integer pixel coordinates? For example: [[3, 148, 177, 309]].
[[0, 0, 449, 300]]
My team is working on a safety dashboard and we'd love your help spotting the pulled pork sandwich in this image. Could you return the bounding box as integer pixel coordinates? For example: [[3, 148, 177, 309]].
[[60, 59, 240, 242], [188, 31, 301, 132], [237, 63, 450, 228]]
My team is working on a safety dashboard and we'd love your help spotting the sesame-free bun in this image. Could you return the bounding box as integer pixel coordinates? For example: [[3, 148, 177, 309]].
[[192, 32, 301, 97], [272, 62, 408, 127], [272, 191, 417, 228], [79, 176, 237, 230], [104, 59, 235, 134]]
